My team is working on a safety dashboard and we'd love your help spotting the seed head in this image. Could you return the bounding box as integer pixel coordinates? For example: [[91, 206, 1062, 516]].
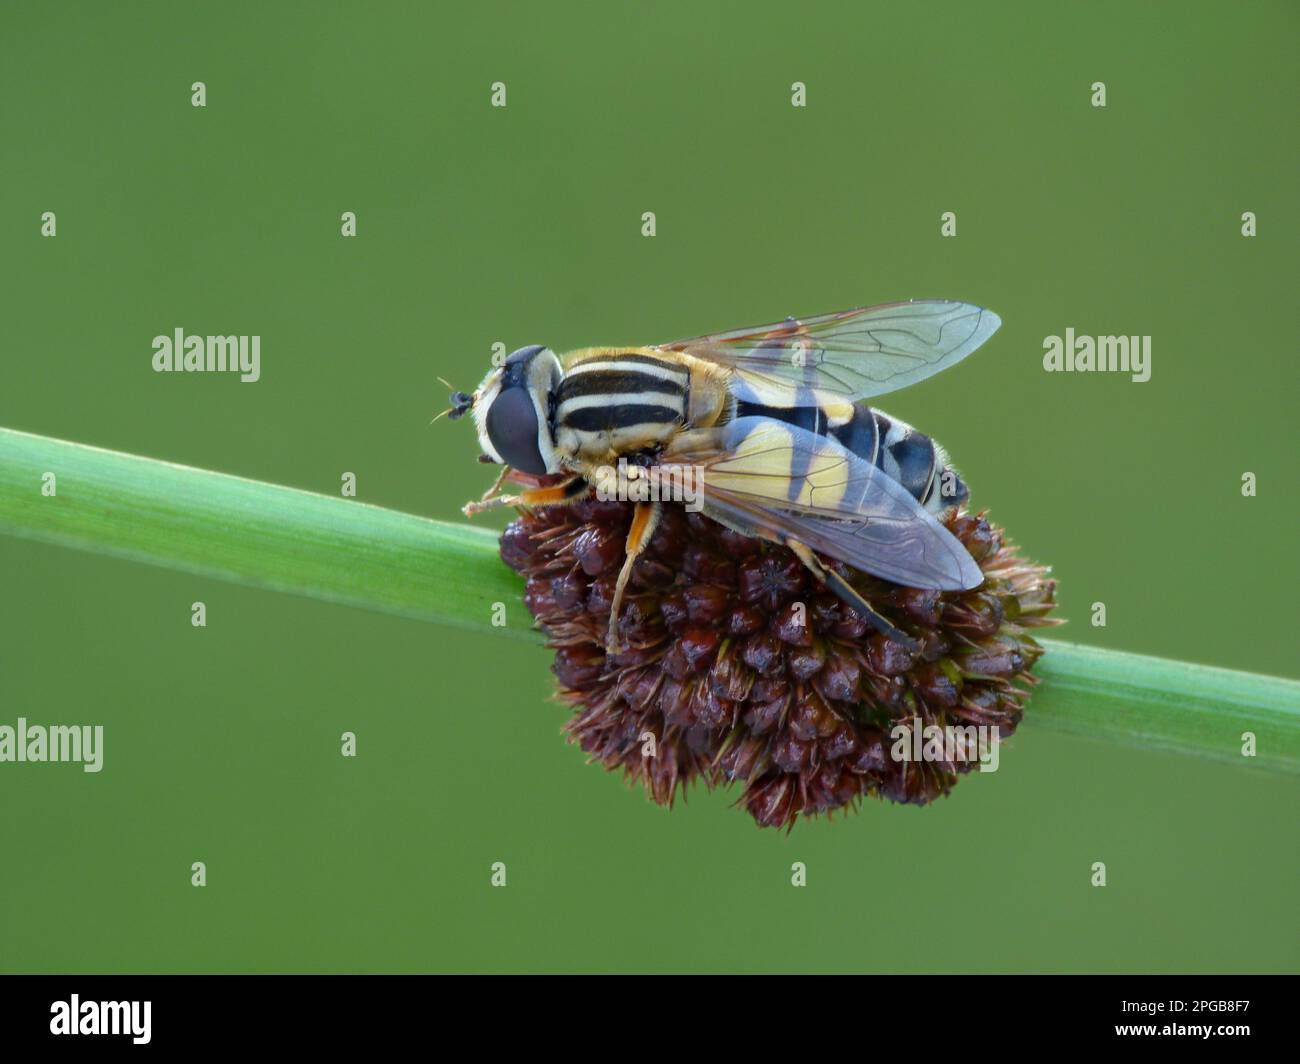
[[501, 496, 1059, 829]]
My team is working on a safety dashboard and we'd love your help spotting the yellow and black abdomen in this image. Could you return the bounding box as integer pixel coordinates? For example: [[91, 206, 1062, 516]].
[[735, 400, 969, 514]]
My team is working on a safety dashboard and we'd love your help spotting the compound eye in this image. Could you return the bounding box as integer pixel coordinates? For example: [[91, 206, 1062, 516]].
[[485, 386, 547, 474], [505, 344, 546, 367]]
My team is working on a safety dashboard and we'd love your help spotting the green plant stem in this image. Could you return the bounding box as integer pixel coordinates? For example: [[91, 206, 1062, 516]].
[[1022, 641, 1298, 774], [0, 426, 523, 635], [3, 426, 1297, 773]]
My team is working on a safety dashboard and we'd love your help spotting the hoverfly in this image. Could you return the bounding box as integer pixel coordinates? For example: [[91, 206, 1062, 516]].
[[447, 301, 1001, 652]]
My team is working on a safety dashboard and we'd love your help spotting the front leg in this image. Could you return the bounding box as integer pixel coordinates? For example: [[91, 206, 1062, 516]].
[[606, 501, 662, 654], [480, 463, 512, 501], [462, 474, 590, 517]]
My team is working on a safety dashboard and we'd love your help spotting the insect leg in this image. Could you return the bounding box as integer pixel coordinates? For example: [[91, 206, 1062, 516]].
[[784, 538, 918, 651], [606, 501, 662, 653], [480, 463, 513, 501], [462, 476, 590, 517]]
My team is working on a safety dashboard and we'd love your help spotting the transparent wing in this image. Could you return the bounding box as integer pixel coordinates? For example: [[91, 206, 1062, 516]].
[[661, 417, 982, 590], [656, 300, 1000, 407]]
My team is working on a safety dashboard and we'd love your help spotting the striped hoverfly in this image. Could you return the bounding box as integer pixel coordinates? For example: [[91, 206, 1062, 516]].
[[447, 301, 1001, 652]]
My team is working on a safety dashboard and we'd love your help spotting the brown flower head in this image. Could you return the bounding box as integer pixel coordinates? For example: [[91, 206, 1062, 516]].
[[501, 494, 1058, 829]]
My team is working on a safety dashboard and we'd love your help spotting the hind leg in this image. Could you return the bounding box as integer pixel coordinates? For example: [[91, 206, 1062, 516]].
[[784, 538, 918, 651], [606, 501, 661, 653]]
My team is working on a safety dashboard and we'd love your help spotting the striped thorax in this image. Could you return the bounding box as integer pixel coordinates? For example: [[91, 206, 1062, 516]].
[[552, 347, 724, 462]]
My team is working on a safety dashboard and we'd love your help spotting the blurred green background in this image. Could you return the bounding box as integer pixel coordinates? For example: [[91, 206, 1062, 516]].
[[1, 0, 1296, 973]]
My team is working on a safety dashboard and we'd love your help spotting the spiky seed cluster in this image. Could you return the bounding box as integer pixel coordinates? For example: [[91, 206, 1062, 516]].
[[501, 497, 1058, 829]]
